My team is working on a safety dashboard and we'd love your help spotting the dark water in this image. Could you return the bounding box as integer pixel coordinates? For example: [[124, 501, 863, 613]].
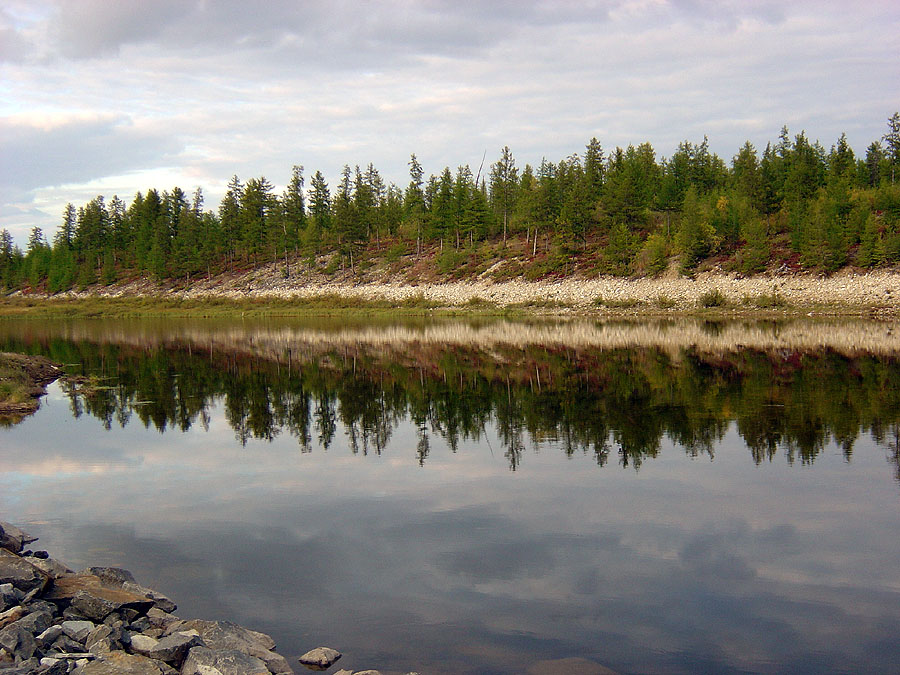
[[2, 318, 900, 674]]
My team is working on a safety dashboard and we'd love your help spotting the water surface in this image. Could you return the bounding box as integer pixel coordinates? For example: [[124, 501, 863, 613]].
[[1, 317, 899, 674]]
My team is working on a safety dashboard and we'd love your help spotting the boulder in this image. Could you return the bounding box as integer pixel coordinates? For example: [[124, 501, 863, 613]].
[[298, 646, 342, 669], [0, 523, 37, 555], [62, 620, 96, 643], [16, 608, 52, 635], [71, 650, 169, 674], [180, 646, 270, 674], [0, 606, 27, 630], [0, 583, 18, 611], [0, 549, 51, 593], [81, 567, 177, 614], [168, 619, 286, 672], [146, 630, 204, 667], [45, 574, 155, 621], [36, 624, 63, 647], [29, 557, 74, 579], [128, 633, 159, 656], [0, 623, 36, 660]]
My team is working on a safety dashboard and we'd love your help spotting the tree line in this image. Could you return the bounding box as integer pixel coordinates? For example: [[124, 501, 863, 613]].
[[2, 113, 900, 291]]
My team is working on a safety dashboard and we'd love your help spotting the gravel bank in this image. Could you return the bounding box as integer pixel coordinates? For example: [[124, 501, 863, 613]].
[[36, 264, 900, 312]]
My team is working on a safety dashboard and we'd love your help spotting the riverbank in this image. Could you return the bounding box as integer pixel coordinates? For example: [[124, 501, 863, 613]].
[[0, 354, 62, 422], [4, 266, 900, 317], [0, 522, 394, 674]]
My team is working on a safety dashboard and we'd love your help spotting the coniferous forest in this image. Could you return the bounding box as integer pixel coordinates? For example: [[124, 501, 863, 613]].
[[2, 114, 900, 292]]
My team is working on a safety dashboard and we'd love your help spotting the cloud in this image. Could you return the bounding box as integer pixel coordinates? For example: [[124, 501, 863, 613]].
[[0, 114, 182, 193], [1, 0, 899, 245]]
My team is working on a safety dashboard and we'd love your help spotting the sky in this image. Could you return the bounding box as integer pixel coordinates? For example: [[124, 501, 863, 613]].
[[1, 0, 898, 247]]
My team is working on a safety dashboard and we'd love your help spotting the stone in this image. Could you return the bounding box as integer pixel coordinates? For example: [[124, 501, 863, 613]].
[[0, 549, 51, 593], [298, 646, 342, 669], [0, 624, 36, 659], [128, 633, 158, 655], [51, 634, 88, 653], [62, 620, 96, 643], [180, 646, 270, 675], [353, 671, 383, 675], [36, 624, 63, 647], [86, 623, 120, 652], [16, 608, 52, 635], [80, 568, 177, 615], [169, 620, 287, 673], [129, 617, 151, 633], [46, 574, 155, 621], [0, 606, 27, 630], [0, 583, 18, 611], [123, 583, 177, 614], [40, 658, 69, 675], [0, 522, 37, 555], [83, 567, 136, 586], [146, 630, 203, 667], [28, 556, 74, 579], [145, 607, 179, 630], [71, 650, 168, 674]]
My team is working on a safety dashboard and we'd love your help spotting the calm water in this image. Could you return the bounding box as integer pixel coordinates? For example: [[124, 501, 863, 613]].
[[2, 317, 900, 674]]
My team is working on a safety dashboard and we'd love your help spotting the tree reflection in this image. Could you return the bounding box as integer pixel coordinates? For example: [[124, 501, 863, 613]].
[[5, 334, 900, 479]]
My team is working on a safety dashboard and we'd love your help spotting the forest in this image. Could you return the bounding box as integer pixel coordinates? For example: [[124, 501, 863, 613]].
[[2, 113, 900, 292]]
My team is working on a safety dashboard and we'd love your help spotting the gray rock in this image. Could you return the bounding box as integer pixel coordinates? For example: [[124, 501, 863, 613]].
[[28, 556, 74, 579], [122, 583, 177, 614], [145, 607, 179, 631], [298, 646, 342, 668], [62, 620, 96, 643], [128, 633, 158, 655], [51, 633, 88, 653], [40, 658, 69, 675], [82, 567, 136, 586], [46, 574, 155, 621], [0, 605, 27, 630], [146, 631, 203, 666], [129, 617, 151, 633], [0, 623, 36, 659], [0, 583, 17, 611], [168, 620, 287, 673], [0, 549, 51, 593], [71, 650, 168, 674], [0, 522, 37, 554], [180, 646, 270, 675], [353, 671, 384, 675], [16, 608, 52, 635], [85, 623, 120, 653], [36, 624, 63, 647]]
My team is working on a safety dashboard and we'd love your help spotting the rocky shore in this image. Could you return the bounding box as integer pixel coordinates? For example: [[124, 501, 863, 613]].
[[0, 522, 397, 675], [42, 264, 900, 313], [0, 355, 63, 421]]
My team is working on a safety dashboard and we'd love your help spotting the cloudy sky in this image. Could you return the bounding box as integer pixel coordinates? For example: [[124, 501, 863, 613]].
[[1, 0, 898, 246]]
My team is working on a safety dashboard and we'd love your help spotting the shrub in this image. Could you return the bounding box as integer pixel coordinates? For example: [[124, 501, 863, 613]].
[[698, 288, 728, 308]]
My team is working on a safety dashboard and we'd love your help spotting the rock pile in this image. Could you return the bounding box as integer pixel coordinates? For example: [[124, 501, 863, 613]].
[[0, 521, 295, 674]]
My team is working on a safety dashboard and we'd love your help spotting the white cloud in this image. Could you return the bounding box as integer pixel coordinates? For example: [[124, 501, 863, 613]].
[[1, 0, 898, 244]]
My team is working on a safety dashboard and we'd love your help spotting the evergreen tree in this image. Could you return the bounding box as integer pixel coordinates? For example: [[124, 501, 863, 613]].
[[884, 112, 900, 184], [489, 146, 518, 243]]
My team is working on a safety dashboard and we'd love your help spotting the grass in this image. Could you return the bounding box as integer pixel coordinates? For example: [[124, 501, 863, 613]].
[[743, 293, 791, 309], [698, 289, 729, 308], [593, 297, 646, 309]]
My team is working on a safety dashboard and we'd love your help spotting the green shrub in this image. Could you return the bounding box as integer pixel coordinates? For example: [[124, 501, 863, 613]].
[[698, 289, 728, 307]]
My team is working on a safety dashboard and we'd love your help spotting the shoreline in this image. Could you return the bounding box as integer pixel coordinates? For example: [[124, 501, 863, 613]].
[[4, 268, 900, 317], [0, 522, 391, 674]]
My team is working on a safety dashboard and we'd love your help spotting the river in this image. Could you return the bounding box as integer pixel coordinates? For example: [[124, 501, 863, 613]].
[[1, 316, 899, 674]]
